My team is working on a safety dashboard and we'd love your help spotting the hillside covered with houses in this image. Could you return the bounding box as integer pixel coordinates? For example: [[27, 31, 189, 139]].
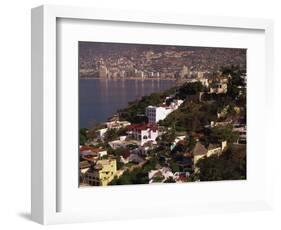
[[79, 65, 246, 186]]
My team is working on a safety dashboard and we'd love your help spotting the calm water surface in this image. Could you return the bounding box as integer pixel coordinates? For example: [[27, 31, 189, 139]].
[[79, 78, 176, 128]]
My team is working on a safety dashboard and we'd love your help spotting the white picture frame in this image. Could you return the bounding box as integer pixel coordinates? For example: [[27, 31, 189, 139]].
[[31, 5, 274, 225]]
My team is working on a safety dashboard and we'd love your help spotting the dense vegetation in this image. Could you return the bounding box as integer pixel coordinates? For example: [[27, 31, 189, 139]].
[[176, 81, 204, 99], [205, 125, 239, 144], [80, 128, 88, 145], [196, 144, 246, 181], [222, 65, 246, 100], [159, 100, 217, 132], [103, 127, 127, 142], [109, 157, 158, 185]]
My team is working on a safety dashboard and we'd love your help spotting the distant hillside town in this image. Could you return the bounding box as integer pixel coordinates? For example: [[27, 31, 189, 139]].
[[79, 42, 246, 81]]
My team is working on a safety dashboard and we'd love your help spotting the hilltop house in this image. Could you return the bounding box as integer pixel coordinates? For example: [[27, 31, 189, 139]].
[[105, 120, 131, 129], [192, 142, 208, 170], [207, 144, 223, 157], [192, 141, 227, 172], [108, 139, 127, 150], [80, 146, 107, 160], [145, 99, 183, 124], [209, 82, 227, 94], [127, 123, 159, 146], [120, 151, 145, 164], [146, 106, 173, 124], [108, 136, 140, 150], [199, 78, 209, 88], [95, 127, 108, 140]]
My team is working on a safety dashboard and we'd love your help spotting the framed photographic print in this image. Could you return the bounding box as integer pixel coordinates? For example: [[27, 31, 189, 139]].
[[31, 5, 274, 225]]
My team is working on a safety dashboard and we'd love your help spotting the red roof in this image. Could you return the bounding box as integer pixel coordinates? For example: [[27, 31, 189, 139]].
[[80, 146, 92, 151], [82, 156, 96, 162], [80, 146, 105, 154], [127, 123, 158, 132]]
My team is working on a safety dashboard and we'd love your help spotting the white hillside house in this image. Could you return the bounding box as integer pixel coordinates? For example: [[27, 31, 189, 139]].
[[146, 106, 172, 124], [127, 124, 159, 146], [146, 99, 183, 124]]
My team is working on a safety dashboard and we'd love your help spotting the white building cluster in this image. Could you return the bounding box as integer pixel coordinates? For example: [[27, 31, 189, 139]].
[[145, 99, 184, 124]]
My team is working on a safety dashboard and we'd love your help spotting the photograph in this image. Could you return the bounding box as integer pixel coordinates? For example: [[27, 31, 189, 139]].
[[79, 42, 247, 187]]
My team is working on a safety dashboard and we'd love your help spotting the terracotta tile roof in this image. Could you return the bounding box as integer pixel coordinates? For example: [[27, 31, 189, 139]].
[[81, 155, 98, 163], [80, 146, 106, 154], [127, 123, 158, 132], [80, 146, 93, 152]]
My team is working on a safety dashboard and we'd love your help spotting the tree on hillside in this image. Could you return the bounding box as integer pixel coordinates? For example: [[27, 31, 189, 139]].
[[119, 92, 164, 123], [177, 82, 203, 99], [221, 65, 246, 100], [103, 129, 119, 142], [207, 126, 239, 144], [196, 145, 246, 181], [80, 128, 88, 145]]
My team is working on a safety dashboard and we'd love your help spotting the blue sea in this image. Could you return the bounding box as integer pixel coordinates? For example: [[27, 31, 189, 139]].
[[79, 78, 176, 128]]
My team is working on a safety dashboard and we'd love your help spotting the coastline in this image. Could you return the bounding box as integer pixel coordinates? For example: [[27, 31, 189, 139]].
[[79, 77, 177, 128], [79, 76, 177, 81]]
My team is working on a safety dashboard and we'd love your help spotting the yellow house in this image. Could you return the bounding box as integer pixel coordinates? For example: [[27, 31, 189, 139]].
[[192, 142, 208, 173], [192, 141, 227, 173], [84, 159, 117, 186], [206, 144, 222, 157]]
